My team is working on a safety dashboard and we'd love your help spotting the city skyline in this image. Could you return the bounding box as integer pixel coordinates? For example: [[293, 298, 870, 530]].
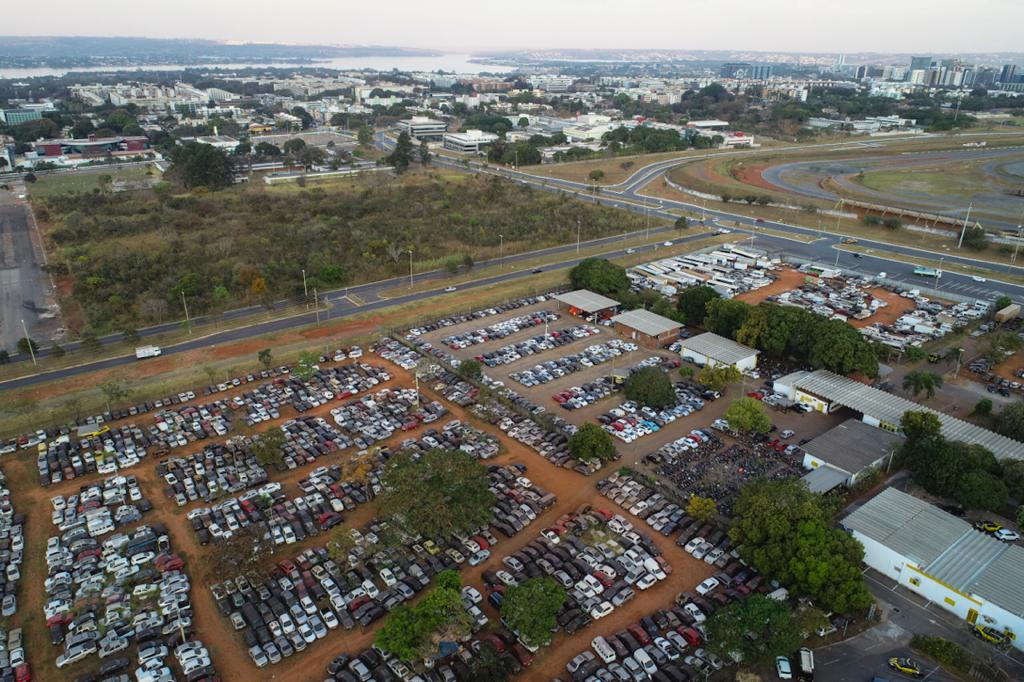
[[4, 0, 1023, 54]]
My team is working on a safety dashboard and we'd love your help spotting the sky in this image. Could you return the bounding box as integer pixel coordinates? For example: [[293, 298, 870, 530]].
[[4, 0, 1023, 54]]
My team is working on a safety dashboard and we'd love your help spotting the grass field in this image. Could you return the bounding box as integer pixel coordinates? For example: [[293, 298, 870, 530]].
[[28, 164, 162, 198]]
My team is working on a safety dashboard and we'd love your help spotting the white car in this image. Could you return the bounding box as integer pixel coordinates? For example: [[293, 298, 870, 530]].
[[625, 248, 636, 254], [994, 529, 1020, 542], [444, 286, 457, 292], [589, 601, 614, 620], [462, 586, 483, 604], [663, 241, 673, 247], [696, 577, 720, 595], [635, 573, 657, 590], [972, 276, 987, 282]]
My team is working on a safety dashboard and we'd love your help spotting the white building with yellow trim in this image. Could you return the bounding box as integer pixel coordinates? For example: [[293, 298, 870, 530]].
[[843, 487, 1024, 647]]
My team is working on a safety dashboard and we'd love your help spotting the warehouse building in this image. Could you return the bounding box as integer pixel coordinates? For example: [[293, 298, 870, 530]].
[[773, 369, 1024, 461], [843, 487, 1024, 648], [552, 290, 619, 321], [800, 419, 903, 492], [679, 332, 759, 372], [611, 309, 681, 348]]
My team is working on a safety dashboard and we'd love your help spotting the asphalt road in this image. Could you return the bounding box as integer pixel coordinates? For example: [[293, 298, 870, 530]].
[[0, 189, 54, 352], [6, 131, 1024, 386]]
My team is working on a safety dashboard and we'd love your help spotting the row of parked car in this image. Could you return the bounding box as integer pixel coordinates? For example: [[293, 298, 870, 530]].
[[473, 325, 602, 369], [0, 627, 28, 682], [599, 392, 704, 444], [404, 294, 562, 340], [36, 424, 156, 487], [43, 522, 213, 681], [156, 438, 269, 508], [330, 388, 448, 449], [49, 473, 150, 539], [231, 361, 392, 418], [553, 356, 667, 411], [440, 310, 560, 349], [509, 339, 640, 387], [0, 470, 24, 682]]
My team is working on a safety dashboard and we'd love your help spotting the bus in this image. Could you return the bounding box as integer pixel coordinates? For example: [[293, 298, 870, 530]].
[[913, 266, 939, 278]]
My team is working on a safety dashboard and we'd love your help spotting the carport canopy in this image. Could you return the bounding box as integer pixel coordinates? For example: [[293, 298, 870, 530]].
[[803, 465, 847, 493], [553, 289, 620, 314]]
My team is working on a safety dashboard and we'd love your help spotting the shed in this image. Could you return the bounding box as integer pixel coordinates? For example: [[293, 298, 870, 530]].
[[679, 332, 759, 371], [610, 309, 681, 348], [801, 419, 903, 485], [553, 290, 619, 320]]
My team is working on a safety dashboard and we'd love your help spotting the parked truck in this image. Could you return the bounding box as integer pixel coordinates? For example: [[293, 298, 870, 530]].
[[995, 304, 1020, 324], [135, 345, 161, 359]]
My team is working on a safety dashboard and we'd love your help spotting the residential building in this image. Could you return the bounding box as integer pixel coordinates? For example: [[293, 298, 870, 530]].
[[1001, 64, 1019, 85], [442, 129, 498, 154], [843, 487, 1024, 649], [720, 63, 774, 80]]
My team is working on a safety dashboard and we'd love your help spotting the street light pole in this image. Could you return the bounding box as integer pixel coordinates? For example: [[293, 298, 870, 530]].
[[1012, 210, 1024, 266], [499, 233, 503, 269], [937, 256, 945, 288], [19, 319, 36, 365], [314, 288, 320, 326], [957, 201, 973, 249], [301, 269, 308, 300], [181, 291, 191, 335], [408, 249, 414, 288], [577, 219, 581, 254]]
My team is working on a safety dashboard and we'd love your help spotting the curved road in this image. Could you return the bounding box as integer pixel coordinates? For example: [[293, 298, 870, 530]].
[[5, 132, 1024, 389]]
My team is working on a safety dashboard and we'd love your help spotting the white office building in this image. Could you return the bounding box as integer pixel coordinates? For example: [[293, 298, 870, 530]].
[[442, 129, 499, 154], [397, 116, 448, 140]]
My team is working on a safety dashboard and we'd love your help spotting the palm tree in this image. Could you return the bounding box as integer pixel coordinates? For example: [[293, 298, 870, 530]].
[[903, 370, 944, 400]]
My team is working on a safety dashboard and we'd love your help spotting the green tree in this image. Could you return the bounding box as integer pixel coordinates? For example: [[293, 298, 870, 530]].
[[588, 169, 605, 183], [973, 398, 993, 417], [994, 295, 1013, 312], [357, 125, 373, 147], [170, 142, 233, 190], [295, 350, 318, 381], [467, 642, 511, 682], [686, 495, 718, 523], [501, 577, 566, 648], [98, 377, 132, 412], [706, 596, 803, 664], [623, 366, 675, 408], [326, 526, 356, 567], [0, 350, 9, 364], [254, 142, 281, 157], [16, 337, 38, 356], [379, 449, 495, 538], [258, 348, 274, 371], [677, 286, 720, 326], [1016, 506, 1024, 529], [568, 258, 629, 295], [996, 402, 1024, 442], [696, 364, 741, 391], [251, 427, 286, 468], [568, 423, 617, 462], [724, 397, 771, 434], [955, 470, 1008, 512], [902, 370, 944, 399], [282, 138, 306, 155], [419, 139, 431, 166], [704, 298, 751, 339], [675, 216, 689, 230], [376, 571, 472, 662], [387, 131, 414, 173], [457, 358, 482, 380], [961, 226, 989, 251]]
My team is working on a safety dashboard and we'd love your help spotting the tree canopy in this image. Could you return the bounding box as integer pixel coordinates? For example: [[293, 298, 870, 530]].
[[676, 286, 720, 326], [623, 366, 676, 408], [902, 371, 943, 399], [568, 258, 629, 295], [706, 596, 803, 664], [997, 402, 1024, 442], [568, 423, 617, 462], [696, 364, 741, 391], [704, 298, 750, 339], [376, 569, 471, 662], [379, 449, 496, 538], [724, 397, 771, 434], [387, 131, 414, 173], [169, 142, 233, 190], [500, 577, 566, 647], [730, 479, 871, 613]]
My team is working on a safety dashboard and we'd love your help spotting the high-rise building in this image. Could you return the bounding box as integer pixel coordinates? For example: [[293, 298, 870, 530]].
[[1000, 64, 1018, 84], [909, 56, 933, 72], [720, 63, 773, 80]]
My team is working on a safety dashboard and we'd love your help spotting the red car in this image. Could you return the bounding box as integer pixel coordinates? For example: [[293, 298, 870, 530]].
[[512, 642, 534, 667], [480, 634, 506, 653], [628, 624, 652, 645], [677, 626, 702, 647], [14, 664, 29, 682], [746, 391, 764, 400]]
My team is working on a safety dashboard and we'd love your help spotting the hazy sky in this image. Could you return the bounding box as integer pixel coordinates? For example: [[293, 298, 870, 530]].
[[5, 0, 1022, 53]]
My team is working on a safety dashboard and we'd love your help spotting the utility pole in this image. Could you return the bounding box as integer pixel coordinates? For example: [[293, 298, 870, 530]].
[[937, 256, 945, 288], [834, 247, 841, 268], [1012, 210, 1024, 265], [499, 233, 503, 269], [19, 319, 36, 365], [957, 201, 973, 249], [181, 291, 191, 335], [314, 288, 320, 326], [408, 249, 414, 288], [301, 268, 308, 300], [577, 219, 581, 254]]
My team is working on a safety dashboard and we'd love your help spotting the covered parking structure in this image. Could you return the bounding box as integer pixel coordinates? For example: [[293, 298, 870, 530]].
[[773, 369, 1024, 461]]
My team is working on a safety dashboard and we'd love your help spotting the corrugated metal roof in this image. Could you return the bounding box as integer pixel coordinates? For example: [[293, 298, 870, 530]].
[[681, 332, 759, 366], [926, 531, 1005, 590], [802, 419, 903, 476], [610, 309, 681, 337], [793, 370, 1024, 461], [969, 546, 1024, 618], [802, 465, 848, 493], [553, 289, 619, 313], [842, 487, 970, 566]]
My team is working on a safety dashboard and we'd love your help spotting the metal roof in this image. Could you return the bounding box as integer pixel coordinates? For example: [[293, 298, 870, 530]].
[[793, 370, 1024, 461], [610, 309, 681, 337], [802, 465, 848, 493], [842, 487, 970, 566], [553, 290, 620, 313], [680, 332, 759, 366], [802, 419, 903, 476], [845, 488, 1024, 618]]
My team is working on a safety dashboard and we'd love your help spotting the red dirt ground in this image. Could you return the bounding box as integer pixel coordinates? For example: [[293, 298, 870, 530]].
[[732, 163, 781, 193]]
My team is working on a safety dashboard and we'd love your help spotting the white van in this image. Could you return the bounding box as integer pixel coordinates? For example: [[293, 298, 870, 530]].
[[591, 636, 616, 664], [799, 647, 814, 675]]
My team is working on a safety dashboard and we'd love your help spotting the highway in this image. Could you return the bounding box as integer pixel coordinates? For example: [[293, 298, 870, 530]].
[[4, 131, 1024, 388]]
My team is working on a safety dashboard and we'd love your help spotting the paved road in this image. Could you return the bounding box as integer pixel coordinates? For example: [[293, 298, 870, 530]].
[[6, 131, 1024, 384], [814, 570, 1024, 682], [0, 189, 55, 352]]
